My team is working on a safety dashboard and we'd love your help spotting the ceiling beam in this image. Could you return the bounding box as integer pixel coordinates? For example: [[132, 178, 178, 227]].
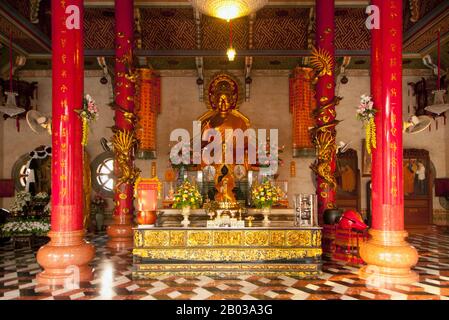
[[30, 49, 372, 59], [0, 33, 28, 56], [403, 1, 449, 55], [0, 1, 51, 53]]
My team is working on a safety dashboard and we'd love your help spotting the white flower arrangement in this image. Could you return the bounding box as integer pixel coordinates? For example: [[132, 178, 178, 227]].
[[1, 220, 50, 237], [34, 192, 49, 200], [10, 191, 32, 214]]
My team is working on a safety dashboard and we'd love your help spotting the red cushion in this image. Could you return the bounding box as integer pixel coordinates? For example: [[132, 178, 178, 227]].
[[0, 179, 15, 197]]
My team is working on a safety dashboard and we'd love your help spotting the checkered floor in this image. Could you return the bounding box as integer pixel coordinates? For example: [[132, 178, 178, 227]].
[[1, 227, 449, 300]]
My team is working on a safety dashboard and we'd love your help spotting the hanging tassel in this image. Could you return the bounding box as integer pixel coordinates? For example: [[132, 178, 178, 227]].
[[407, 86, 410, 113], [370, 117, 376, 150], [81, 117, 88, 146]]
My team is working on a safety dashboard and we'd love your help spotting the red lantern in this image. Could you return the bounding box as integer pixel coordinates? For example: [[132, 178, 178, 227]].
[[134, 177, 161, 225]]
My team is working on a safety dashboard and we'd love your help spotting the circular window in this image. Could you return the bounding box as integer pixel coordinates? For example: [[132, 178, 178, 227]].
[[91, 151, 115, 197], [11, 146, 52, 193]]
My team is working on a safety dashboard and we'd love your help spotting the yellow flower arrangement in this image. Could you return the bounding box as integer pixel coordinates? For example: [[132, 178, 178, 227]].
[[251, 179, 282, 209], [172, 180, 202, 209]]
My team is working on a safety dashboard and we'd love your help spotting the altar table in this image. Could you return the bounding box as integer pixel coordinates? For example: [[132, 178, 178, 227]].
[[133, 225, 322, 278]]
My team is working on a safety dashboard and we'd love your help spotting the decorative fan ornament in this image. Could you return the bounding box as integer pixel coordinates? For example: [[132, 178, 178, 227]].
[[403, 115, 432, 134], [26, 110, 52, 135], [189, 0, 268, 20]]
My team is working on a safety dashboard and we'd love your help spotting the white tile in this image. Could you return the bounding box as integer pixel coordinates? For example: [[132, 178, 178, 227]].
[[4, 279, 18, 286], [241, 294, 258, 300], [238, 280, 258, 294], [167, 291, 182, 299], [69, 292, 85, 300], [360, 291, 376, 299], [259, 278, 271, 284], [174, 278, 187, 284], [305, 284, 319, 291], [278, 275, 297, 287], [192, 287, 213, 300], [286, 287, 309, 300], [126, 284, 139, 291], [341, 278, 355, 284], [3, 289, 20, 298], [140, 295, 156, 300], [264, 290, 278, 299], [216, 284, 229, 291]]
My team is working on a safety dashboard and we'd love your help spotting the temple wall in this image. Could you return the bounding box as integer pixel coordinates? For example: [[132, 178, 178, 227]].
[[1, 69, 447, 221]]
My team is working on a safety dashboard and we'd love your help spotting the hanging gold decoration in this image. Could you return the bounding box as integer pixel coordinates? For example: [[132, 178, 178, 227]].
[[309, 46, 334, 80], [309, 46, 340, 192], [112, 129, 141, 189], [357, 95, 377, 155]]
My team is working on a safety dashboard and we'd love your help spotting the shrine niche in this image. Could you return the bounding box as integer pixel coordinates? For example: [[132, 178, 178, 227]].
[[197, 73, 251, 206], [335, 148, 361, 212], [403, 149, 434, 226]]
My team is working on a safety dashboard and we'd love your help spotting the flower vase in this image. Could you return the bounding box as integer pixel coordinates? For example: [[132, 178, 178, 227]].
[[261, 206, 271, 226], [181, 206, 191, 227]]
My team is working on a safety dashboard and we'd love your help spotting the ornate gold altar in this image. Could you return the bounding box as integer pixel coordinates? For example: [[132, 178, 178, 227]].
[[133, 226, 322, 278], [133, 72, 321, 278]]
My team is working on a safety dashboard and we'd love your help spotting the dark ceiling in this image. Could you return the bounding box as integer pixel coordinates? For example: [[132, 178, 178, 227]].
[[0, 0, 448, 71]]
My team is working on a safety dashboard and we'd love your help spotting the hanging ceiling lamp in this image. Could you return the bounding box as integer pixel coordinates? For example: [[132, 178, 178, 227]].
[[425, 30, 449, 116], [190, 0, 268, 21], [0, 33, 25, 117], [226, 19, 236, 61]]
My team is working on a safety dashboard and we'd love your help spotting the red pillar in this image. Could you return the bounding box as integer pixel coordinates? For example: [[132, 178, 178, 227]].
[[314, 0, 338, 221], [359, 0, 418, 285], [107, 0, 136, 249], [37, 0, 95, 285]]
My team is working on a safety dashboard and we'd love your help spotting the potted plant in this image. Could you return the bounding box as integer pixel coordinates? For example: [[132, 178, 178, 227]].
[[91, 194, 107, 232], [172, 180, 202, 227], [251, 179, 281, 226]]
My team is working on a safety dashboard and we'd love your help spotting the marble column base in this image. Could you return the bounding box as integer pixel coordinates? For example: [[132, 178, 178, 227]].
[[359, 229, 419, 286], [36, 230, 95, 286]]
